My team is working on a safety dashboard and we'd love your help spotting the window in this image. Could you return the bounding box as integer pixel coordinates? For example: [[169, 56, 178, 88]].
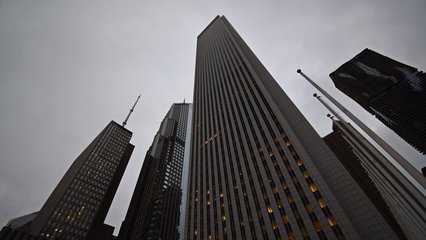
[[327, 216, 337, 226], [318, 198, 327, 208], [310, 183, 318, 192], [314, 221, 323, 232]]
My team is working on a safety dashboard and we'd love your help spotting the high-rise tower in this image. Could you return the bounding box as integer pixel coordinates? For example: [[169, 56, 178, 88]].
[[28, 121, 134, 240], [329, 48, 426, 154], [1, 96, 140, 240], [119, 103, 192, 240], [186, 16, 402, 240], [323, 119, 426, 239]]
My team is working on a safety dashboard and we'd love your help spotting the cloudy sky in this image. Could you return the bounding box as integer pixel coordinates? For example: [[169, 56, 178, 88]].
[[1, 0, 425, 235]]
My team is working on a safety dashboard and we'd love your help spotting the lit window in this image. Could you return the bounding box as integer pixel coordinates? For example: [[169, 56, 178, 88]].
[[222, 215, 227, 221], [282, 215, 289, 224], [267, 206, 273, 213], [272, 221, 277, 229], [296, 159, 303, 166], [327, 216, 337, 226], [310, 183, 318, 192], [318, 198, 327, 208], [303, 171, 310, 178]]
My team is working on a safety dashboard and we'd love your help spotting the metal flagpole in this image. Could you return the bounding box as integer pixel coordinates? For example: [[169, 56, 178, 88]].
[[297, 69, 425, 189]]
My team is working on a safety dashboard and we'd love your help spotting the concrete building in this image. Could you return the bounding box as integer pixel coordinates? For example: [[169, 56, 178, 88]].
[[185, 15, 402, 240], [119, 103, 192, 240]]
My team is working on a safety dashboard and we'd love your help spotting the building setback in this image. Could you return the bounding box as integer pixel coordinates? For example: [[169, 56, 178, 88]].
[[0, 213, 43, 240], [27, 121, 134, 240], [185, 15, 402, 240], [329, 48, 426, 154], [324, 120, 426, 240], [118, 103, 192, 240]]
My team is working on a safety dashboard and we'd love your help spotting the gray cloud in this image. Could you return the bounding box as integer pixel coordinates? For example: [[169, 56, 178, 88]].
[[1, 0, 425, 234]]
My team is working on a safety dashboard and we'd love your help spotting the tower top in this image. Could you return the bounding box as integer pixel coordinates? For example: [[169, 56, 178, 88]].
[[123, 95, 141, 127]]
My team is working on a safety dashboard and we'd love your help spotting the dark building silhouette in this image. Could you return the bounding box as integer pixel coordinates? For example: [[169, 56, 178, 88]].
[[329, 48, 426, 154], [323, 120, 426, 239], [0, 227, 43, 240], [119, 103, 192, 240], [0, 213, 42, 240], [24, 121, 135, 240], [185, 15, 401, 240]]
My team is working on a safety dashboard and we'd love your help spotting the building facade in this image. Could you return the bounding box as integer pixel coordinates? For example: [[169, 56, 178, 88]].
[[324, 120, 426, 240], [118, 103, 192, 240], [329, 48, 426, 154], [28, 121, 134, 240], [185, 16, 402, 240], [0, 213, 42, 240]]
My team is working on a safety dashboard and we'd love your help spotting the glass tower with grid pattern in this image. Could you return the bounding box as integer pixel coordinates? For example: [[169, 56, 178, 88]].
[[29, 121, 134, 240], [185, 16, 402, 240], [329, 48, 426, 154], [118, 103, 192, 240]]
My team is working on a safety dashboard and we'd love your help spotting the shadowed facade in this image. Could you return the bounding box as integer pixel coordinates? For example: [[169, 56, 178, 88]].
[[119, 103, 192, 240], [29, 121, 134, 240]]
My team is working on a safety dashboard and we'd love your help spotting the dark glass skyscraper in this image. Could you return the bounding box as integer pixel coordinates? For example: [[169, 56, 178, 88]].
[[186, 16, 402, 240], [329, 48, 426, 154], [28, 121, 134, 240], [119, 103, 192, 240]]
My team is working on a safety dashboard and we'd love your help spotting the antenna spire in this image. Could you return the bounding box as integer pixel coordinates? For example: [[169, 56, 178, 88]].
[[123, 94, 141, 127]]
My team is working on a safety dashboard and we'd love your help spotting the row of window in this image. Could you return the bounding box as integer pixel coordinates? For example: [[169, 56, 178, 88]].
[[187, 21, 345, 240]]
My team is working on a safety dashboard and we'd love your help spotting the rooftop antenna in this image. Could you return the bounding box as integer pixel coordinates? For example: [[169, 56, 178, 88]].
[[123, 94, 141, 127], [183, 98, 186, 103]]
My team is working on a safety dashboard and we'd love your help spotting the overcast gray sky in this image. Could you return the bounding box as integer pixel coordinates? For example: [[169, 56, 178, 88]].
[[1, 0, 425, 235]]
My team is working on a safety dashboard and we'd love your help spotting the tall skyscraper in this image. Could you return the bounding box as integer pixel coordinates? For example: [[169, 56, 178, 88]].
[[119, 103, 192, 240], [27, 120, 135, 240], [329, 48, 426, 154], [186, 15, 402, 240], [324, 120, 426, 240]]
